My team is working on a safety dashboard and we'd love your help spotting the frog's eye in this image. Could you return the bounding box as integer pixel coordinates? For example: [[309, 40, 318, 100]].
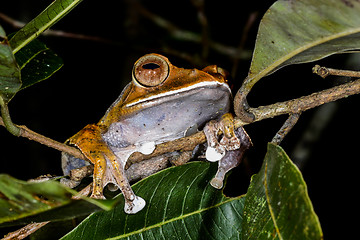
[[132, 54, 169, 87]]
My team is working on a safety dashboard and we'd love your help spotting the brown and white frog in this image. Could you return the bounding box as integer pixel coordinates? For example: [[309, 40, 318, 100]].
[[61, 54, 251, 214]]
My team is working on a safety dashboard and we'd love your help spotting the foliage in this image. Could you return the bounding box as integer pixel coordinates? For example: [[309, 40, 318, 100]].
[[1, 0, 360, 239]]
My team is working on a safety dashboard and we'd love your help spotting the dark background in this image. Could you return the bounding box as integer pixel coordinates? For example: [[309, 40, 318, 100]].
[[1, 0, 359, 238]]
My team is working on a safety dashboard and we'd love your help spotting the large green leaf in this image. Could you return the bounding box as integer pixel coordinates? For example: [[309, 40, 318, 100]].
[[9, 0, 83, 54], [242, 0, 360, 92], [0, 175, 117, 227], [242, 143, 322, 240], [0, 27, 21, 103], [15, 38, 63, 90], [61, 162, 245, 239]]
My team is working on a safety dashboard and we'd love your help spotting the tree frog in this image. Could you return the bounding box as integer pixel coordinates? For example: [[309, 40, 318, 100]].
[[62, 54, 250, 214]]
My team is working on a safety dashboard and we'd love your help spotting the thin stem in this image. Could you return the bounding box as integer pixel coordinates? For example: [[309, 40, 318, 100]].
[[0, 96, 20, 136], [1, 78, 359, 167], [0, 117, 85, 160], [271, 113, 301, 145], [313, 65, 360, 78], [3, 222, 49, 240], [249, 78, 360, 122]]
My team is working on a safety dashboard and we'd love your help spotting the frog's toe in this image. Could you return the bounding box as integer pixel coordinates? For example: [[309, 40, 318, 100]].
[[220, 135, 241, 151], [90, 192, 106, 200], [210, 177, 224, 189], [137, 141, 156, 155], [205, 145, 225, 162], [124, 196, 146, 214]]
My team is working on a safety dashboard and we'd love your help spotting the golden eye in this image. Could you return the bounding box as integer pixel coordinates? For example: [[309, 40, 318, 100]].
[[132, 54, 169, 87]]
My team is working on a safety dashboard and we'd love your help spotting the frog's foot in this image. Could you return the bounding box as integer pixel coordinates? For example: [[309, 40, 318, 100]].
[[210, 127, 252, 189], [124, 196, 146, 214], [203, 113, 240, 162], [67, 124, 146, 214]]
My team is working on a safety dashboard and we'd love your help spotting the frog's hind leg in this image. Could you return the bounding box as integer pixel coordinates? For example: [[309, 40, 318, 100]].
[[104, 151, 146, 214]]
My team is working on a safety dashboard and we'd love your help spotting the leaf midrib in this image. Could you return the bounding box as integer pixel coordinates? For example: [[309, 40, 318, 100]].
[[106, 196, 242, 240]]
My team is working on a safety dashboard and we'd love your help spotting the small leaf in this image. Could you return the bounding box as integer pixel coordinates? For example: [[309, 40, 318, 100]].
[[9, 0, 84, 53], [0, 26, 21, 103], [243, 0, 360, 91], [0, 175, 117, 227], [61, 162, 245, 239], [14, 38, 63, 90], [242, 143, 322, 240]]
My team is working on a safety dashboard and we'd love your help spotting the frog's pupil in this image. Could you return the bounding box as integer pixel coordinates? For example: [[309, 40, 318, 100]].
[[142, 63, 160, 70]]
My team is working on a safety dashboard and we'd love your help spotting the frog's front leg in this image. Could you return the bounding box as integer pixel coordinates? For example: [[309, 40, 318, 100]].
[[204, 113, 251, 189], [68, 124, 145, 214], [204, 113, 241, 162], [210, 127, 252, 189]]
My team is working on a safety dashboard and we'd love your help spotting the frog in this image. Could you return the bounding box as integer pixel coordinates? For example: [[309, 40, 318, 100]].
[[61, 53, 251, 214]]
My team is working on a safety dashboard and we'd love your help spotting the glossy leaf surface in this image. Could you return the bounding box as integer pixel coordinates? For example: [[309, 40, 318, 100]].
[[243, 0, 360, 91], [0, 175, 117, 227], [61, 162, 245, 239], [9, 0, 83, 53], [0, 27, 21, 103], [15, 38, 63, 90], [242, 144, 322, 240]]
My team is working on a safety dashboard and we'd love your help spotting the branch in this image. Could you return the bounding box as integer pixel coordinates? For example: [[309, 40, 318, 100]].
[[1, 69, 359, 240], [0, 118, 85, 160], [2, 78, 359, 168], [3, 222, 49, 240], [0, 12, 117, 45], [249, 78, 360, 122]]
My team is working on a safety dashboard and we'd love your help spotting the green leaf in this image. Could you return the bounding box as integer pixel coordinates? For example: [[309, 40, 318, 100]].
[[61, 162, 245, 239], [0, 175, 117, 227], [242, 0, 360, 91], [9, 0, 83, 53], [15, 38, 63, 90], [242, 143, 322, 240], [0, 26, 21, 103]]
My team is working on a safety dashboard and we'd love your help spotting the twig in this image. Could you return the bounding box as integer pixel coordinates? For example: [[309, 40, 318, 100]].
[[249, 78, 360, 122], [271, 113, 301, 145], [0, 96, 20, 136], [0, 118, 85, 160], [2, 221, 49, 240], [191, 0, 209, 59], [1, 78, 360, 168], [0, 12, 117, 45], [1, 73, 359, 240], [313, 65, 360, 78], [134, 1, 248, 59]]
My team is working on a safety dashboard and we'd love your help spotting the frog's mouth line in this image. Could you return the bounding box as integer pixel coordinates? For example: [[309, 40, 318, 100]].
[[125, 81, 231, 108]]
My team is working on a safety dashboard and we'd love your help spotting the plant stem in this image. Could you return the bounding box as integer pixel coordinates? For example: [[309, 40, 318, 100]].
[[312, 65, 360, 78], [249, 78, 360, 122], [271, 113, 301, 145], [0, 96, 20, 136], [1, 77, 359, 168], [0, 116, 85, 160]]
